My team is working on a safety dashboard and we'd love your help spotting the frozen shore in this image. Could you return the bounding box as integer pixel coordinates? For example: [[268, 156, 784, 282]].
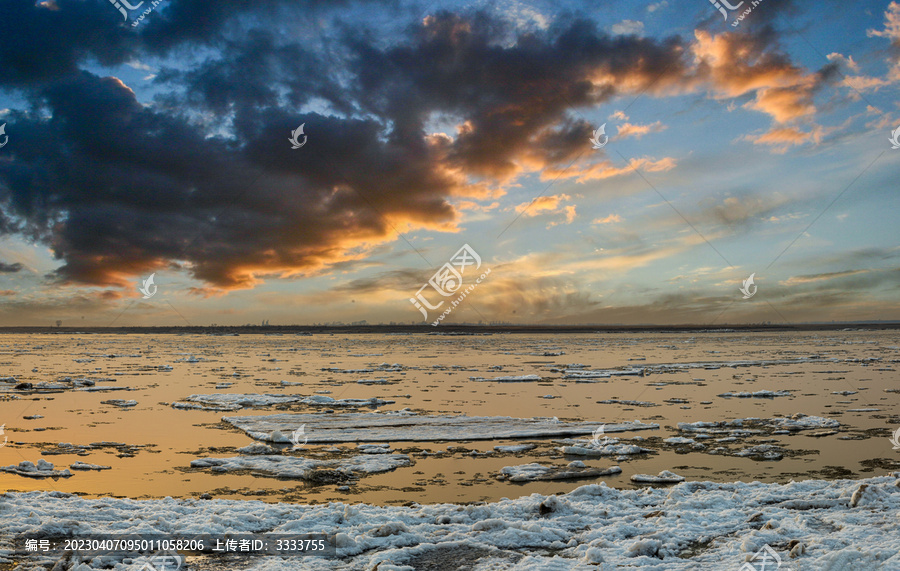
[[2, 473, 898, 570]]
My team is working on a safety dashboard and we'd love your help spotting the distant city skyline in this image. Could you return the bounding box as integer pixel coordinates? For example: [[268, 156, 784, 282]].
[[0, 0, 898, 326]]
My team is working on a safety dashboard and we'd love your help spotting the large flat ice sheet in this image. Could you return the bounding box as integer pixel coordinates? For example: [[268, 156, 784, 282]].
[[222, 413, 658, 443]]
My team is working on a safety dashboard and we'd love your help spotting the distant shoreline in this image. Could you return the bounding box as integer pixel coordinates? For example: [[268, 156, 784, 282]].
[[0, 323, 898, 334]]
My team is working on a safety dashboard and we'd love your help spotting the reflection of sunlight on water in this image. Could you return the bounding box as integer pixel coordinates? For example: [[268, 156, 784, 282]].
[[0, 331, 896, 504]]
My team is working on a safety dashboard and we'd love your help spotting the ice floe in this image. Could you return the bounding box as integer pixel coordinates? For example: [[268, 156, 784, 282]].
[[69, 461, 111, 471], [717, 390, 792, 398], [631, 470, 685, 483], [174, 394, 394, 410], [597, 399, 659, 407], [678, 414, 840, 436], [100, 399, 138, 407], [498, 463, 622, 482], [1, 460, 73, 478], [558, 443, 652, 456], [494, 444, 537, 453], [223, 413, 659, 444], [469, 374, 543, 382], [190, 454, 410, 481], [301, 395, 394, 407], [735, 444, 787, 461]]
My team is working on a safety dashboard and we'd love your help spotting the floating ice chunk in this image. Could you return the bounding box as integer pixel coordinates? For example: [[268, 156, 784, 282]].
[[493, 444, 537, 453], [171, 402, 241, 412], [224, 413, 658, 443], [678, 415, 839, 434], [664, 437, 696, 445], [717, 390, 792, 398], [101, 399, 137, 407], [185, 394, 302, 407], [300, 396, 395, 407], [735, 444, 785, 460], [597, 399, 658, 407], [358, 443, 392, 454], [771, 414, 840, 430], [69, 462, 111, 471], [75, 385, 131, 392], [559, 444, 651, 456], [322, 367, 375, 373], [499, 462, 622, 482], [236, 443, 277, 455], [469, 374, 543, 382], [631, 470, 685, 483], [1, 460, 73, 478], [190, 454, 410, 480], [269, 430, 293, 443]]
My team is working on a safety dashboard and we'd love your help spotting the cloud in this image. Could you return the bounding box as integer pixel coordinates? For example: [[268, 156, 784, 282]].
[[691, 30, 838, 124], [611, 20, 644, 36], [781, 269, 871, 286], [867, 2, 900, 44], [512, 194, 576, 227], [592, 214, 622, 224], [544, 156, 677, 184], [616, 121, 666, 139], [0, 262, 23, 273], [0, 7, 864, 296], [695, 193, 795, 229], [514, 194, 570, 216], [745, 125, 823, 152]]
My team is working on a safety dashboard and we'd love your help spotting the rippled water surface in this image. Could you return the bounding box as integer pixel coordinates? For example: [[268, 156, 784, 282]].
[[1, 330, 897, 505]]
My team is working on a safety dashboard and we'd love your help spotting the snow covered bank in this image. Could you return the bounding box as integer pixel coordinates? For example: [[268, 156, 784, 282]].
[[2, 473, 899, 569]]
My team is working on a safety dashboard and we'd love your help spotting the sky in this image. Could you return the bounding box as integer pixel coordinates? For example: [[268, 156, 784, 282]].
[[0, 0, 898, 326]]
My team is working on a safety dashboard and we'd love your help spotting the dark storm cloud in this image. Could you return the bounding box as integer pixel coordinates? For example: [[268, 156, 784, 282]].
[[0, 0, 136, 87], [0, 262, 23, 273], [0, 0, 388, 88], [1, 70, 459, 289], [0, 3, 832, 291], [347, 13, 687, 179]]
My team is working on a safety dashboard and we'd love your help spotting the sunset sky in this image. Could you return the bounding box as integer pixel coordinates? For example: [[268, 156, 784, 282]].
[[0, 0, 898, 326]]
